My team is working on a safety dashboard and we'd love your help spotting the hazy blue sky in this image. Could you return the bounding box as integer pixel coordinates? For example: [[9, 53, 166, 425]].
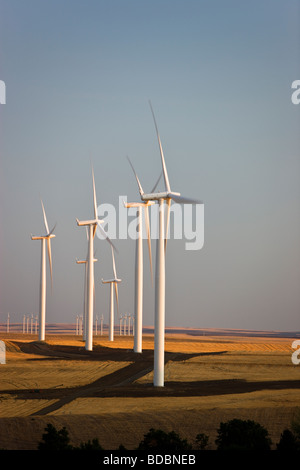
[[0, 0, 299, 331]]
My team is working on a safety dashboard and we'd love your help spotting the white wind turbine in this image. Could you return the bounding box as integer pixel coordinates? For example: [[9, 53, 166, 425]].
[[76, 164, 116, 351], [119, 314, 123, 335], [130, 102, 203, 386], [102, 246, 121, 342], [31, 199, 56, 341], [124, 160, 156, 353], [100, 314, 104, 336], [76, 228, 98, 341], [123, 313, 127, 335]]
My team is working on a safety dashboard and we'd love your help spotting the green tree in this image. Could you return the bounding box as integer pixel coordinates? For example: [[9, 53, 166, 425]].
[[137, 428, 192, 452], [215, 419, 272, 451], [38, 423, 73, 451], [77, 438, 103, 451], [276, 429, 299, 452], [195, 433, 209, 450], [291, 408, 300, 440]]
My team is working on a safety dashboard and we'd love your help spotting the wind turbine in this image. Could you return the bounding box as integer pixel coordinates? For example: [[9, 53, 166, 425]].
[[102, 246, 121, 342], [124, 164, 156, 353], [123, 313, 127, 335], [100, 314, 104, 336], [76, 164, 116, 351], [76, 229, 98, 342], [31, 199, 56, 341], [95, 315, 98, 335], [130, 102, 203, 386], [76, 315, 79, 335], [119, 314, 123, 335]]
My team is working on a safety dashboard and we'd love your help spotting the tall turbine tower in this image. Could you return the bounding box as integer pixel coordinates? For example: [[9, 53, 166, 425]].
[[102, 246, 121, 342], [130, 102, 203, 386], [31, 200, 56, 341], [124, 169, 155, 353], [76, 236, 97, 341], [76, 164, 115, 351]]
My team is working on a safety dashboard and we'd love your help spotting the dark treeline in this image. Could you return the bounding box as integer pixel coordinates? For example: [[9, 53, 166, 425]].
[[35, 413, 300, 452]]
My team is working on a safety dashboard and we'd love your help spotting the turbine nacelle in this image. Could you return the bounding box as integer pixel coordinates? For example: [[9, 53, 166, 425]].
[[76, 258, 97, 264], [141, 191, 180, 202], [123, 200, 155, 208], [31, 233, 56, 240], [76, 217, 104, 227], [101, 278, 122, 284]]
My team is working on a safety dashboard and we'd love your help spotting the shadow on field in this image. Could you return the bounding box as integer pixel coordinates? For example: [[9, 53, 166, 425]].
[[3, 339, 300, 417]]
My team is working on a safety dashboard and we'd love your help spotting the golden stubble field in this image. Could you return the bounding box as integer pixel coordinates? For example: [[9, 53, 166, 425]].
[[0, 331, 299, 450]]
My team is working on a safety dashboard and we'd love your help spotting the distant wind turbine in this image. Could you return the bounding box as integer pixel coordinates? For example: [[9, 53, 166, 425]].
[[102, 246, 121, 342], [130, 102, 203, 386], [76, 164, 116, 351], [100, 314, 104, 336], [31, 199, 56, 341], [123, 313, 127, 335]]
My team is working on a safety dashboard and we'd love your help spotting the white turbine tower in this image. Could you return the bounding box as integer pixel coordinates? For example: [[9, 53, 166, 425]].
[[130, 102, 203, 387], [100, 314, 104, 336], [123, 313, 127, 335], [76, 231, 98, 342], [31, 199, 56, 342], [119, 314, 123, 335], [76, 164, 115, 351], [102, 246, 121, 342], [124, 167, 155, 353]]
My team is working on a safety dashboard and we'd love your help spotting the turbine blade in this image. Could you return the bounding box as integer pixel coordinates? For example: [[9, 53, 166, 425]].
[[111, 245, 117, 279], [144, 205, 153, 285], [49, 223, 56, 235], [165, 198, 171, 252], [41, 199, 49, 234], [47, 238, 53, 289], [91, 163, 98, 220], [114, 282, 119, 317], [97, 222, 118, 253], [171, 194, 203, 205], [127, 156, 144, 195], [151, 171, 163, 193], [149, 101, 171, 193]]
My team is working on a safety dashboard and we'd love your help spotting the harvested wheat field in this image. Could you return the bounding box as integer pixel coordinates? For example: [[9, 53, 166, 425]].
[[0, 329, 299, 450]]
